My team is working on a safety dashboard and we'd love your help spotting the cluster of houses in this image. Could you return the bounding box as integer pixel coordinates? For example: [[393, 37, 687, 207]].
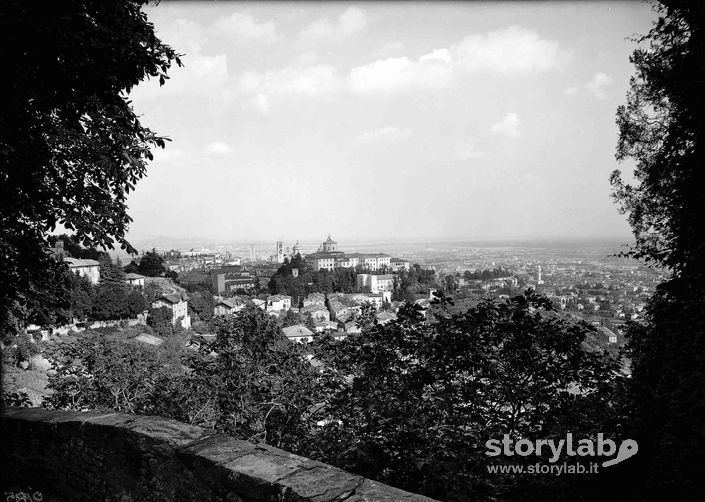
[[212, 289, 400, 343]]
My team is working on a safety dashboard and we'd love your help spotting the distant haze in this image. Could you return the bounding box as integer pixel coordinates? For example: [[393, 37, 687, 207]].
[[124, 1, 655, 244]]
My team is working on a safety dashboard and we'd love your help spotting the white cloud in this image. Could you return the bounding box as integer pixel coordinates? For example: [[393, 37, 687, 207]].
[[585, 72, 613, 99], [349, 56, 454, 94], [204, 142, 232, 155], [563, 86, 579, 96], [210, 13, 278, 44], [348, 26, 559, 95], [338, 7, 368, 36], [234, 26, 560, 110], [133, 53, 228, 99], [237, 65, 340, 108], [355, 126, 413, 145], [156, 18, 207, 56], [152, 148, 184, 162], [301, 6, 368, 40], [453, 26, 560, 75], [373, 41, 405, 58], [455, 140, 485, 159], [491, 113, 522, 138]]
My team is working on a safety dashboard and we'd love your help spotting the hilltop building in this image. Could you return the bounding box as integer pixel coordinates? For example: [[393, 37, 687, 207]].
[[306, 235, 395, 272]]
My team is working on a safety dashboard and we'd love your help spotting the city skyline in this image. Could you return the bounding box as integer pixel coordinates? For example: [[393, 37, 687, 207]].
[[125, 1, 657, 243]]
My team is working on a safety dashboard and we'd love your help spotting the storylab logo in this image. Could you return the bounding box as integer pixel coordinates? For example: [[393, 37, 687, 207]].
[[486, 433, 638, 468]]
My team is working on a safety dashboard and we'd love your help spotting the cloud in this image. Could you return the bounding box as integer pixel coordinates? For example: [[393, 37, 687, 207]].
[[133, 53, 228, 99], [237, 65, 340, 112], [355, 126, 413, 145], [563, 86, 579, 96], [349, 56, 454, 94], [152, 148, 184, 162], [339, 7, 368, 35], [373, 41, 405, 59], [348, 26, 559, 95], [453, 26, 560, 75], [455, 140, 485, 159], [491, 113, 522, 138], [204, 142, 232, 155], [234, 26, 560, 111], [585, 72, 613, 99], [210, 13, 278, 44], [301, 6, 368, 40]]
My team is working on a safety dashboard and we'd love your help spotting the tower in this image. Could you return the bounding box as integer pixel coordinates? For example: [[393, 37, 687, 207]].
[[321, 234, 337, 252], [276, 241, 284, 263]]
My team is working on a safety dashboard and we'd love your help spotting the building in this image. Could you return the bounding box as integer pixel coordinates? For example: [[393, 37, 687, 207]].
[[151, 294, 191, 329], [214, 298, 244, 316], [283, 325, 315, 343], [124, 273, 145, 288], [389, 258, 411, 272], [357, 274, 397, 294], [300, 307, 330, 322], [306, 235, 393, 272], [210, 266, 256, 294], [64, 257, 101, 284], [266, 295, 292, 311], [271, 241, 285, 264]]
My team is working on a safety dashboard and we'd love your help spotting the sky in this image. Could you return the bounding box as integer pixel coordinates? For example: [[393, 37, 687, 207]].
[[126, 1, 658, 245]]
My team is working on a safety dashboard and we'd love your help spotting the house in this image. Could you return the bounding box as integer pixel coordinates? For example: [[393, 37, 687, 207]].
[[376, 311, 397, 325], [124, 273, 146, 288], [64, 257, 101, 284], [314, 320, 339, 333], [283, 325, 315, 343], [266, 295, 292, 312], [151, 293, 191, 329], [344, 321, 362, 335], [251, 298, 266, 310], [356, 274, 397, 294], [389, 258, 411, 272], [303, 293, 326, 308], [214, 298, 244, 316], [300, 307, 330, 322]]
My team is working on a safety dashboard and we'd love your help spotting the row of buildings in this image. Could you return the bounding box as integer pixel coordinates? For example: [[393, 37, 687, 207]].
[[306, 235, 410, 273]]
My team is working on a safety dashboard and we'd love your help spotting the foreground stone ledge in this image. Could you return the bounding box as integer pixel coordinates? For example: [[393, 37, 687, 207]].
[[1, 407, 437, 502]]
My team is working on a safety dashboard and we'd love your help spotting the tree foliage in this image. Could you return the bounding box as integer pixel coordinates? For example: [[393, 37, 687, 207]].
[[45, 334, 179, 413], [147, 306, 173, 337], [611, 3, 705, 499], [138, 249, 167, 277], [302, 292, 623, 500], [0, 0, 181, 335]]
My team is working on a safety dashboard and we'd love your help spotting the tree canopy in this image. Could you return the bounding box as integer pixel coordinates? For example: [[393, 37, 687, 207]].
[[611, 3, 705, 499], [0, 1, 181, 335]]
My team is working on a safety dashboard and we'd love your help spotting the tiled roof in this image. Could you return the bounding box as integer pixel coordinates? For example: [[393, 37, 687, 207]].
[[64, 257, 100, 267], [158, 293, 183, 304], [125, 273, 146, 280], [283, 325, 314, 338]]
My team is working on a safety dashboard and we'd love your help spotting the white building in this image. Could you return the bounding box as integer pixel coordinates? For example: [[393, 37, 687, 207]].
[[151, 294, 191, 329], [214, 298, 244, 316], [357, 274, 397, 294], [65, 258, 101, 284], [266, 295, 292, 311], [124, 273, 145, 288]]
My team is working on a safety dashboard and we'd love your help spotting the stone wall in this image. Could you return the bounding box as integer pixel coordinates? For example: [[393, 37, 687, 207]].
[[1, 407, 436, 502]]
